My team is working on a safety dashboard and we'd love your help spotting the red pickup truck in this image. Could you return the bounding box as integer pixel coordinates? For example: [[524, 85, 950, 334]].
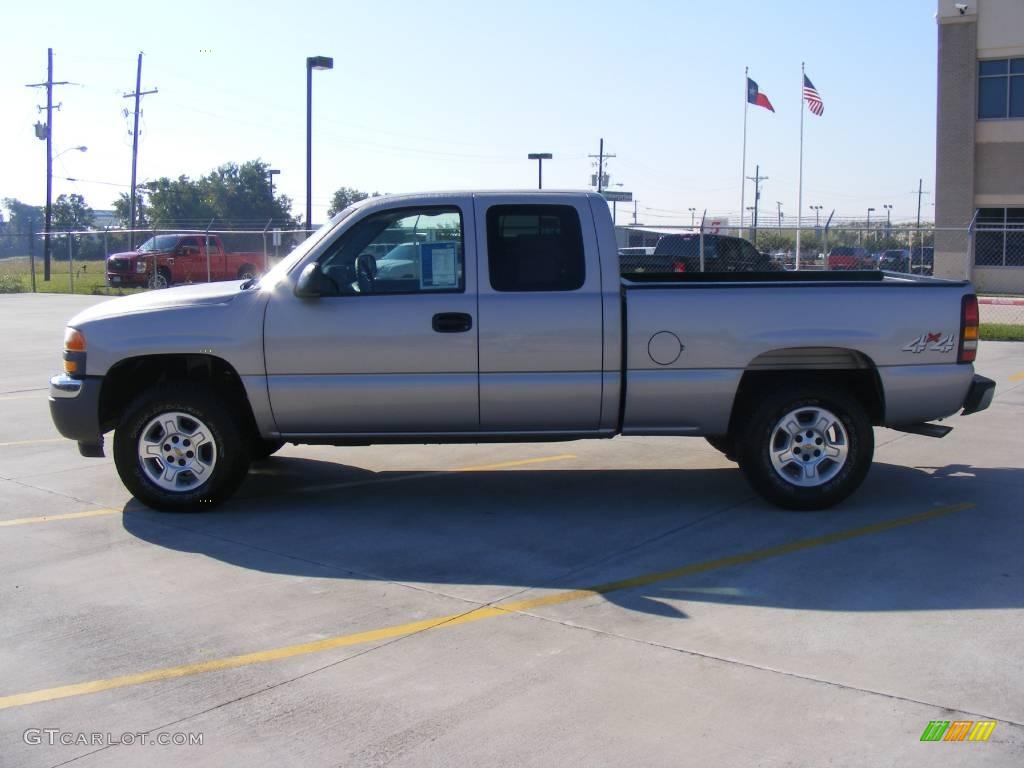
[[106, 234, 266, 288]]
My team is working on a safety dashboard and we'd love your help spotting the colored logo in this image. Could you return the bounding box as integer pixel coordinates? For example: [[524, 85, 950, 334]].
[[920, 720, 996, 742], [903, 332, 955, 354]]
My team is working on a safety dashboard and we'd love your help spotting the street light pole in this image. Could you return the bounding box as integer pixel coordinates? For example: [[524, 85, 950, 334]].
[[810, 204, 822, 229], [776, 201, 783, 230], [527, 153, 552, 189], [305, 55, 333, 231], [688, 207, 696, 228], [883, 203, 892, 236]]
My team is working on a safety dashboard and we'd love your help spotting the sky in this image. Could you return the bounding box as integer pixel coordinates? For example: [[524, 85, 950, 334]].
[[1, 0, 939, 227]]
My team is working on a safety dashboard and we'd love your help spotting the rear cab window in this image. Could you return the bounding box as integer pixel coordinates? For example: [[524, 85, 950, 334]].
[[486, 205, 585, 292]]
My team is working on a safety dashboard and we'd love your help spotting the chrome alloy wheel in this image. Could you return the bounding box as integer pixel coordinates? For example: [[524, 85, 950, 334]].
[[768, 406, 849, 487], [137, 411, 217, 492]]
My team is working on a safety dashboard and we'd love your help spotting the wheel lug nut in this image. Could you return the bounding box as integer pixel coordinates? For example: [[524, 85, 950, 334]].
[[795, 436, 802, 443], [178, 459, 186, 466], [815, 438, 823, 445], [172, 436, 179, 444], [183, 439, 191, 447], [186, 451, 194, 458], [163, 444, 170, 451], [814, 450, 821, 457]]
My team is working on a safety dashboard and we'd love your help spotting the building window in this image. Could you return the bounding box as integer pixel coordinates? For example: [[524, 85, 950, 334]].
[[974, 208, 1024, 267], [978, 58, 1024, 119]]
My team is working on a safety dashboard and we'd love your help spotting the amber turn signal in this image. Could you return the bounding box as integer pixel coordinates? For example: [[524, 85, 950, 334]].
[[64, 327, 86, 351]]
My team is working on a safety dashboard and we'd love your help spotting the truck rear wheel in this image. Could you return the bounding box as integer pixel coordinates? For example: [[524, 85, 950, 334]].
[[736, 386, 873, 511], [237, 264, 258, 280], [113, 384, 251, 511]]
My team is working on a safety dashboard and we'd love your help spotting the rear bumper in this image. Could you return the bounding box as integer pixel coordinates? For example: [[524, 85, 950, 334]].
[[961, 374, 995, 416], [49, 374, 104, 454]]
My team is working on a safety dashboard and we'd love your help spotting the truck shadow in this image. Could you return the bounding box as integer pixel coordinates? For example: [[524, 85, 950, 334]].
[[121, 459, 1024, 621]]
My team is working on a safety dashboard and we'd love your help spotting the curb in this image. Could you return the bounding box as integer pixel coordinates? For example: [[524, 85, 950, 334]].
[[979, 297, 1024, 306]]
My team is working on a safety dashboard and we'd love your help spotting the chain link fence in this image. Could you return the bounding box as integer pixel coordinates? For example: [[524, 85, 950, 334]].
[[617, 222, 1024, 326], [0, 224, 314, 295], [2, 217, 1022, 327]]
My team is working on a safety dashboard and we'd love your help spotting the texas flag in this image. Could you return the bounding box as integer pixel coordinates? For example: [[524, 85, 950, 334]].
[[747, 77, 775, 112]]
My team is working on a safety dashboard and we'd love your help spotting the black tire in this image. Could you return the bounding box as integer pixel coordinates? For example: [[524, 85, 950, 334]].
[[251, 438, 285, 461], [113, 383, 251, 511], [148, 267, 171, 289], [736, 386, 873, 511], [237, 264, 258, 280], [705, 435, 737, 461]]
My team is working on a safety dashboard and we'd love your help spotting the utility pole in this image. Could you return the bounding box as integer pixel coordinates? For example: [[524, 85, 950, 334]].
[[913, 178, 930, 231], [123, 52, 157, 249], [588, 138, 615, 193], [776, 201, 783, 230], [633, 200, 638, 225], [25, 48, 72, 281], [745, 164, 768, 245]]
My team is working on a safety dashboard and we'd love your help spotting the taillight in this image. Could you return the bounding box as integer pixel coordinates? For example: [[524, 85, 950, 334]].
[[672, 261, 687, 273], [958, 294, 979, 364]]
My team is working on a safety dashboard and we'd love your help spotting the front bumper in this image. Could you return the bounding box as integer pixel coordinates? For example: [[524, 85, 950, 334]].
[[961, 374, 996, 416], [49, 374, 105, 455], [106, 272, 146, 287]]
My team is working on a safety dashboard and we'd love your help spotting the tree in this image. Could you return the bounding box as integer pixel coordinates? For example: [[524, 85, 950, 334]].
[[112, 160, 297, 229], [327, 187, 378, 217], [112, 191, 148, 228], [52, 194, 94, 230], [0, 199, 43, 256]]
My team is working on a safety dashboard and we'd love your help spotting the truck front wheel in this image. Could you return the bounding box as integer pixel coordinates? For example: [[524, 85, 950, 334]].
[[148, 267, 171, 289], [736, 387, 873, 511], [113, 384, 251, 511]]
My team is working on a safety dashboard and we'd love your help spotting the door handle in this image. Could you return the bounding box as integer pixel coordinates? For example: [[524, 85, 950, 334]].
[[432, 312, 473, 333]]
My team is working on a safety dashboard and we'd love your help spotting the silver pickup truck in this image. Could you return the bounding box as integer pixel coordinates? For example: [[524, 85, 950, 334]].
[[49, 191, 995, 512]]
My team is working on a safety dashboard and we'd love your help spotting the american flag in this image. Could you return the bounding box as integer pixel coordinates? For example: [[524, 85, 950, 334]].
[[803, 75, 824, 116]]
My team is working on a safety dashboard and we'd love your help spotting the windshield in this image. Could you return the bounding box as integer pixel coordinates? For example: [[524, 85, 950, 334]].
[[257, 207, 357, 288], [137, 235, 181, 252]]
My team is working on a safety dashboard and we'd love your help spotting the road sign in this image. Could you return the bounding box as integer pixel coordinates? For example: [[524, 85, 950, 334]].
[[601, 191, 633, 203]]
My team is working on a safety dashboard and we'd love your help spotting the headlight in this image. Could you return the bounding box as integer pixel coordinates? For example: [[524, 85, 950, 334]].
[[63, 327, 87, 376], [136, 260, 147, 273]]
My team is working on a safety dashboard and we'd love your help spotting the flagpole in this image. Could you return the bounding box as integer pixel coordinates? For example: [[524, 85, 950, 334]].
[[796, 61, 805, 270], [740, 66, 748, 232]]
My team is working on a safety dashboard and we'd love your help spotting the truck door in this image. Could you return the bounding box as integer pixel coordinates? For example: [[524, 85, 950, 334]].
[[263, 200, 479, 435], [175, 236, 201, 283], [474, 195, 604, 432]]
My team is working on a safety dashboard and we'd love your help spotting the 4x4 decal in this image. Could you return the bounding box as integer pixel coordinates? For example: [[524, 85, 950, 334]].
[[903, 332, 955, 354]]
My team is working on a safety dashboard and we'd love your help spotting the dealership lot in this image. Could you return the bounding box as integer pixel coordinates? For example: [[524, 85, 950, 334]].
[[1, 293, 1022, 767]]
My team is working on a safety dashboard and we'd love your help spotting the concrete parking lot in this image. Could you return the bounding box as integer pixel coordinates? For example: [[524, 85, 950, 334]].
[[1, 293, 1022, 767]]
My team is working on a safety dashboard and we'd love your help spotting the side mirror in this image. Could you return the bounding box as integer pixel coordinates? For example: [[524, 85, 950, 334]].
[[294, 262, 336, 298]]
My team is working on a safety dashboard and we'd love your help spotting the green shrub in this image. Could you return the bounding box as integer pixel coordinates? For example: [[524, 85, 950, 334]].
[[0, 273, 25, 293]]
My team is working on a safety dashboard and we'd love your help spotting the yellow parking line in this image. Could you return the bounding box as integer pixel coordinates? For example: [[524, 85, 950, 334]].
[[0, 393, 47, 402], [0, 500, 975, 710], [1009, 371, 1024, 382], [0, 508, 120, 527], [0, 437, 64, 448]]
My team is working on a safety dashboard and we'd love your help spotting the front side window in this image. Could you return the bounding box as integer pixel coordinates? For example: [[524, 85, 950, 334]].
[[486, 205, 585, 292], [317, 207, 464, 295], [978, 58, 1024, 119]]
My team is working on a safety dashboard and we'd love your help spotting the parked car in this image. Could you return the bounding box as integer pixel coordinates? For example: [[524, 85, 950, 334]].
[[106, 234, 266, 289], [826, 246, 872, 270], [50, 191, 993, 513], [620, 233, 778, 274], [878, 249, 912, 272], [911, 246, 935, 276]]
